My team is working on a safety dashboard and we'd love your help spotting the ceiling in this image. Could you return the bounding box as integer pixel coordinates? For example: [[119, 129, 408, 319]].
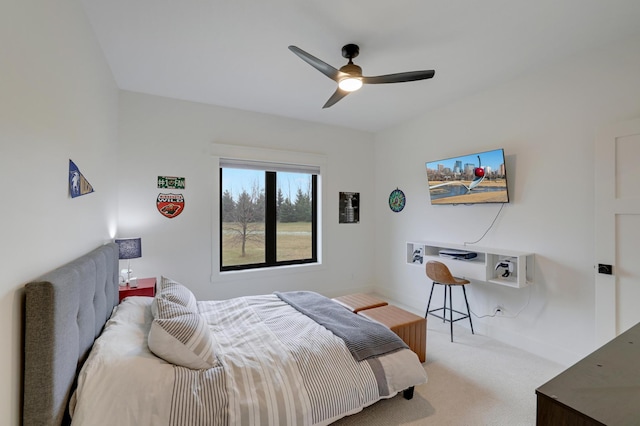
[[80, 0, 640, 133]]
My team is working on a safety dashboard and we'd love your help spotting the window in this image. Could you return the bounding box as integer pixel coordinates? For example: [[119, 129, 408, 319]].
[[219, 159, 319, 271]]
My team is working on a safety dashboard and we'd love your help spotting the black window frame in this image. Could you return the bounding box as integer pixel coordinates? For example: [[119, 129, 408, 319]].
[[219, 167, 318, 272]]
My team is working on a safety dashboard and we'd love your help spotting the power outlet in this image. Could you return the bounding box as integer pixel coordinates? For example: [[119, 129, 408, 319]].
[[494, 305, 504, 315]]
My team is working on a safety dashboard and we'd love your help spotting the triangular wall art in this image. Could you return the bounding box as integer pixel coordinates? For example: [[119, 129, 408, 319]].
[[69, 159, 95, 198]]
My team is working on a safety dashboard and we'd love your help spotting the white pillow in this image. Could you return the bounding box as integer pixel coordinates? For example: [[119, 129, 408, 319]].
[[148, 310, 217, 369], [147, 296, 216, 370]]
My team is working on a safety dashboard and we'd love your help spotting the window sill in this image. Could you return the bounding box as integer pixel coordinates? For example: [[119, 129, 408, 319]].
[[212, 262, 325, 283]]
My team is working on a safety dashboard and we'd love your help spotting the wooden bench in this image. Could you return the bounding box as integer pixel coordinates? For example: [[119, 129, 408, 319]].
[[332, 293, 388, 313], [359, 304, 427, 363]]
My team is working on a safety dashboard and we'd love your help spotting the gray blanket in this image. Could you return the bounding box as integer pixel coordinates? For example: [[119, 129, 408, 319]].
[[275, 291, 408, 361]]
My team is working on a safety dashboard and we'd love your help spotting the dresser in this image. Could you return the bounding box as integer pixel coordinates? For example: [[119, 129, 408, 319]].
[[536, 322, 640, 425]]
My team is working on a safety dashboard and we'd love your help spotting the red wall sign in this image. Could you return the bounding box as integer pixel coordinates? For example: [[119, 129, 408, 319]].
[[157, 193, 184, 218]]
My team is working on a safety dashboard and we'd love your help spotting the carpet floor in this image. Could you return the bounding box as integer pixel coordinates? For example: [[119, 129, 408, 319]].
[[332, 318, 564, 426]]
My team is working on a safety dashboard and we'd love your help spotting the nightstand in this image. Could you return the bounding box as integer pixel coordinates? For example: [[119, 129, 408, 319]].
[[118, 277, 157, 303]]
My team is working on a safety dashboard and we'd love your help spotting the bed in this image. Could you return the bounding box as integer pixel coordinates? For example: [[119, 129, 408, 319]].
[[23, 243, 427, 426]]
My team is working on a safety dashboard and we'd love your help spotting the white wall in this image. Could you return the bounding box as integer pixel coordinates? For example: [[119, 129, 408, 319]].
[[117, 91, 376, 301], [373, 34, 640, 366], [0, 0, 119, 424]]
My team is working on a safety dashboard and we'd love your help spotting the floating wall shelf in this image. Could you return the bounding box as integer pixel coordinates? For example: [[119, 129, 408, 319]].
[[407, 241, 534, 288]]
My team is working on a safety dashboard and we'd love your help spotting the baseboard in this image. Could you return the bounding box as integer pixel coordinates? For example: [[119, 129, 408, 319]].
[[372, 286, 578, 367], [478, 323, 579, 367]]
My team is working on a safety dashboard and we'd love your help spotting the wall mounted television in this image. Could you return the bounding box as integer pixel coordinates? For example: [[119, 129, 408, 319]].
[[425, 148, 510, 205]]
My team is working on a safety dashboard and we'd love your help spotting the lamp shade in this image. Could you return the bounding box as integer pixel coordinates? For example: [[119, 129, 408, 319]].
[[115, 238, 142, 260]]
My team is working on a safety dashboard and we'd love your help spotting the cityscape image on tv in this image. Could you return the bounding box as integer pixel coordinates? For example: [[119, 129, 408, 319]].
[[425, 148, 509, 204]]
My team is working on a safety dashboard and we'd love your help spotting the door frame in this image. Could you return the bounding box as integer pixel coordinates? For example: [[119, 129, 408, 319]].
[[594, 117, 640, 346]]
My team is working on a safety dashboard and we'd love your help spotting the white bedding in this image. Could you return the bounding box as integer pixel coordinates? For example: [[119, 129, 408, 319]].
[[70, 295, 427, 426]]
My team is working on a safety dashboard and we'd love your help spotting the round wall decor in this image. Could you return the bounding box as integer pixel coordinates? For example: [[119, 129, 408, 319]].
[[388, 188, 406, 212]]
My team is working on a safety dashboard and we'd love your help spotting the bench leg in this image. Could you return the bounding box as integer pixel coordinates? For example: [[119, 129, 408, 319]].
[[403, 386, 415, 400]]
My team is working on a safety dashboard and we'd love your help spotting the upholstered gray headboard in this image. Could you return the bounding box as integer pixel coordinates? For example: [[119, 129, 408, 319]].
[[23, 243, 120, 426]]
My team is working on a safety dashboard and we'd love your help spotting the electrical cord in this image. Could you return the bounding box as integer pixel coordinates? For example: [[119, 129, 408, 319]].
[[463, 202, 506, 246], [438, 202, 526, 318], [468, 283, 532, 319]]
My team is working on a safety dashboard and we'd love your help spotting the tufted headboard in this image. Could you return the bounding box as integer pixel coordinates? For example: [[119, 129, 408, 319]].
[[23, 243, 120, 426]]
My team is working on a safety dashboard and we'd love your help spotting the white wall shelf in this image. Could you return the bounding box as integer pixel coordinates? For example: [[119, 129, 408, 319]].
[[407, 241, 534, 288]]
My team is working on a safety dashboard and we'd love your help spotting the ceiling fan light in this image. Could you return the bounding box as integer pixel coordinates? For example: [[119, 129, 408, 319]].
[[338, 77, 363, 92]]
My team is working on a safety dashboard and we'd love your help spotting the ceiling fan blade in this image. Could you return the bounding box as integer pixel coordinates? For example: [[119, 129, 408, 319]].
[[322, 88, 349, 108], [362, 70, 435, 85], [289, 46, 343, 82]]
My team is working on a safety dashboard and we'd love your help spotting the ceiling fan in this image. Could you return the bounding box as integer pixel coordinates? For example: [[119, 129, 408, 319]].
[[288, 44, 435, 108]]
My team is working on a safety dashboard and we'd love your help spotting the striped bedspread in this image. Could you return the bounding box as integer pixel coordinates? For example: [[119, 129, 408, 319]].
[[275, 291, 408, 361], [70, 295, 427, 426], [189, 295, 381, 426]]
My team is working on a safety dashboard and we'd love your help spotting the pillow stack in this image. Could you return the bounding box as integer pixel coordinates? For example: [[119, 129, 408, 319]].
[[147, 277, 217, 369]]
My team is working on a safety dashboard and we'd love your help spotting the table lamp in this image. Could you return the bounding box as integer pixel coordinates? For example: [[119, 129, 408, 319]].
[[115, 238, 142, 286]]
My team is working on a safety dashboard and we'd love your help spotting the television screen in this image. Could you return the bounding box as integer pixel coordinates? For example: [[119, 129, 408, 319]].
[[425, 148, 509, 205]]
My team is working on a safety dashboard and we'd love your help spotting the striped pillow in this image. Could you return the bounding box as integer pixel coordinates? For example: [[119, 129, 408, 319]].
[[148, 298, 216, 369], [152, 296, 194, 319], [159, 276, 197, 311], [151, 277, 197, 318]]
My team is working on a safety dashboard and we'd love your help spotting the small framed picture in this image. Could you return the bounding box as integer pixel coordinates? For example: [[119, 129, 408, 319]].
[[339, 192, 359, 224]]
